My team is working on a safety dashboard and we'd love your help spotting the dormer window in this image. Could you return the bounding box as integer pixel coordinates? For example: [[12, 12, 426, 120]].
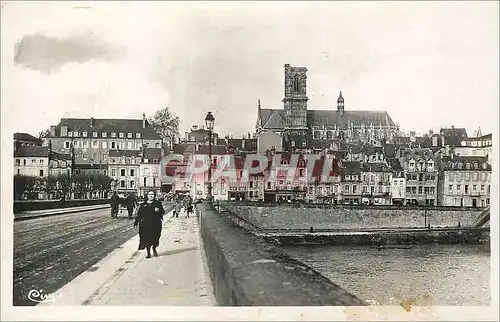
[[482, 163, 487, 170], [119, 132, 124, 138], [136, 133, 141, 139], [111, 132, 116, 138], [82, 131, 88, 137], [102, 132, 107, 138], [68, 132, 73, 137], [153, 159, 159, 163], [474, 163, 478, 169], [73, 131, 79, 137], [466, 163, 471, 169], [93, 132, 98, 137], [127, 133, 133, 138], [457, 162, 463, 169]]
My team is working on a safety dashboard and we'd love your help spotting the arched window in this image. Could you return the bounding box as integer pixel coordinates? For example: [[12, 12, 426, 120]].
[[292, 74, 300, 93]]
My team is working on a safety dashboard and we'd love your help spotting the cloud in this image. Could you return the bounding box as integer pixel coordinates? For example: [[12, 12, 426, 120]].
[[14, 33, 123, 74], [1, 1, 498, 139], [2, 59, 170, 136]]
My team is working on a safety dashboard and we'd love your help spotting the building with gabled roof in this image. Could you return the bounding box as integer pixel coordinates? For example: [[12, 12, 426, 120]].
[[43, 114, 163, 165]]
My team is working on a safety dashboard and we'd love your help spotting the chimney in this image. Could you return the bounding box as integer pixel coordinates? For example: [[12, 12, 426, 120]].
[[61, 125, 68, 137], [242, 139, 246, 150], [248, 132, 251, 139], [185, 132, 189, 141], [50, 125, 56, 137], [48, 139, 52, 154], [90, 117, 94, 128], [429, 129, 434, 137], [142, 113, 146, 128]]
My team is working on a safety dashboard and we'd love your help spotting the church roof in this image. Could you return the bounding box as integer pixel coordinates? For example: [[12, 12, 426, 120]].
[[258, 108, 396, 129]]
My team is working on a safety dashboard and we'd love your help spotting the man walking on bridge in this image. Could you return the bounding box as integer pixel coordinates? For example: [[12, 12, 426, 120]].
[[110, 192, 120, 218]]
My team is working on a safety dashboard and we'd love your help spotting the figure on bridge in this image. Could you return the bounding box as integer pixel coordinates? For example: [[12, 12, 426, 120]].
[[110, 192, 120, 218], [125, 193, 138, 219], [134, 190, 165, 258]]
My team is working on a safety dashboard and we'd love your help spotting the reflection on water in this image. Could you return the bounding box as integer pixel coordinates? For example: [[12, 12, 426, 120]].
[[283, 244, 490, 306]]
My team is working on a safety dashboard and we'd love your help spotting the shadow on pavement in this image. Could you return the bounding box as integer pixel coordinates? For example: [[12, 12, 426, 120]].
[[157, 246, 198, 258]]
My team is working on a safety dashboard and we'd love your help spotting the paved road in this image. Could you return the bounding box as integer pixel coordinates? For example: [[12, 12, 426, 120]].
[[13, 205, 171, 306]]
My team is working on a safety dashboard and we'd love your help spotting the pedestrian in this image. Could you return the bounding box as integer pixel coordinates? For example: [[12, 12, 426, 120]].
[[134, 190, 165, 258], [110, 192, 120, 218], [175, 198, 181, 218], [125, 193, 136, 219]]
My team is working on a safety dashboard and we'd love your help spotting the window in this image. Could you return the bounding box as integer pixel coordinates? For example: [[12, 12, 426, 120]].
[[111, 169, 116, 176], [481, 185, 485, 191], [406, 187, 411, 193], [353, 185, 357, 193], [102, 141, 107, 149], [153, 159, 159, 163], [111, 142, 116, 149], [120, 180, 125, 188], [17, 169, 20, 174], [39, 169, 44, 176], [473, 172, 479, 181], [74, 131, 79, 137], [15, 159, 20, 165], [130, 169, 135, 177], [267, 182, 272, 189], [153, 178, 156, 186], [465, 185, 469, 193], [111, 132, 116, 138], [83, 141, 89, 148], [130, 180, 135, 188], [65, 141, 71, 148], [83, 154, 88, 159], [128, 142, 133, 150], [144, 178, 147, 186], [92, 141, 98, 148], [344, 185, 350, 193], [40, 159, 44, 165], [102, 132, 107, 138], [32, 159, 36, 164], [82, 131, 88, 137], [473, 185, 477, 191], [93, 132, 98, 137], [418, 186, 423, 194], [121, 169, 126, 176], [127, 133, 133, 138], [119, 132, 124, 138], [136, 133, 141, 139], [457, 184, 461, 191]]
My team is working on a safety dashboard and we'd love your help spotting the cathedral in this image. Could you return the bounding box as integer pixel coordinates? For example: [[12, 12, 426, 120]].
[[256, 64, 401, 151]]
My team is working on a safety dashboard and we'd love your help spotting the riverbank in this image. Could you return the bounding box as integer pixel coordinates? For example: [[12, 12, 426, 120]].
[[258, 227, 490, 247]]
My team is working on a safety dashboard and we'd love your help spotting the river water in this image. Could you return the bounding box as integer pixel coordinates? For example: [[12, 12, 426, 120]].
[[283, 244, 490, 306]]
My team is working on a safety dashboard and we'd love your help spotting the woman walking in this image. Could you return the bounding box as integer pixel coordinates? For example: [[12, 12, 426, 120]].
[[134, 190, 165, 258]]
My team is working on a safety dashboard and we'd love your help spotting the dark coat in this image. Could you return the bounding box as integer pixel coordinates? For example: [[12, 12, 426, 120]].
[[110, 194, 120, 206], [134, 200, 165, 249], [125, 194, 136, 209]]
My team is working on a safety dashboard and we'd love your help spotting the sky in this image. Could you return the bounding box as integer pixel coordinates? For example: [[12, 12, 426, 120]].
[[1, 1, 498, 139]]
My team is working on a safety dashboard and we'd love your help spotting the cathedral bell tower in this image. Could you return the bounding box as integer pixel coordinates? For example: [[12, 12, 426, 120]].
[[337, 91, 344, 115], [282, 64, 309, 151], [283, 64, 308, 130]]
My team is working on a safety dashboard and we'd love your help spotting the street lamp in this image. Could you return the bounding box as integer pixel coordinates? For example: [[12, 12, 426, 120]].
[[205, 112, 215, 202]]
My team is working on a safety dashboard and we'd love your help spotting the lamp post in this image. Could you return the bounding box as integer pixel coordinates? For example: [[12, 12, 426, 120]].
[[205, 112, 215, 202]]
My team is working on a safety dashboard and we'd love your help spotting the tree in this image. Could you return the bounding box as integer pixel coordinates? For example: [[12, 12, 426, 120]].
[[13, 175, 36, 200], [149, 106, 180, 143], [38, 129, 50, 140]]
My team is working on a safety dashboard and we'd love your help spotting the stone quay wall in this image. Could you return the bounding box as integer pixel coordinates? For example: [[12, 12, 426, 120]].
[[197, 203, 365, 306], [222, 203, 485, 230]]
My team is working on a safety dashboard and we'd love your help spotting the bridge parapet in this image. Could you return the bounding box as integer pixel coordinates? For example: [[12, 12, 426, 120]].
[[197, 203, 365, 306]]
